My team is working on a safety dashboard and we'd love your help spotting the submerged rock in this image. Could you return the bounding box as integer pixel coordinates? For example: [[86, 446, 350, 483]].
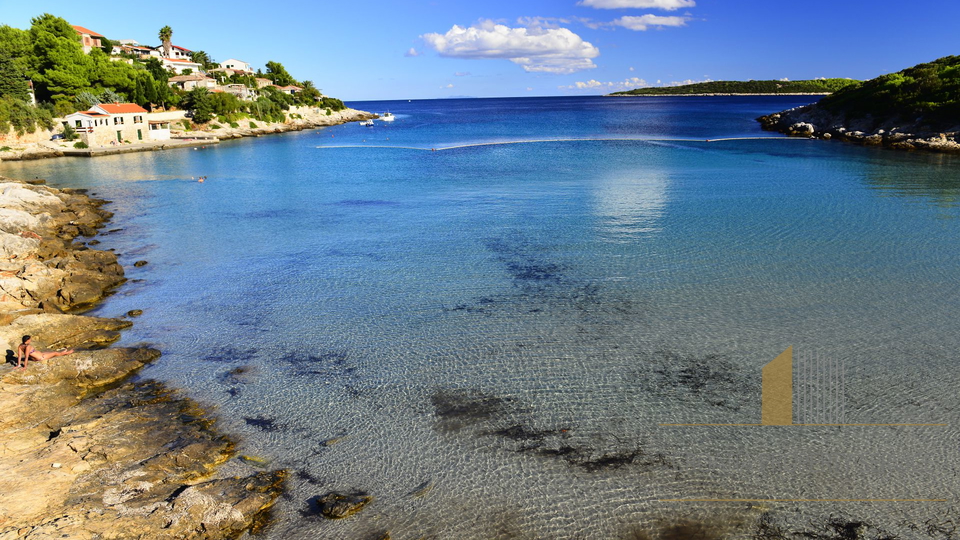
[[314, 491, 373, 519]]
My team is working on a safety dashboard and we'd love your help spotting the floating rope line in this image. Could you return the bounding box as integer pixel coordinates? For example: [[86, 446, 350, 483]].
[[315, 136, 814, 152]]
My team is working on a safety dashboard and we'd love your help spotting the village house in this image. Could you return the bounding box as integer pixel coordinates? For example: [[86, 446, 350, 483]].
[[219, 59, 254, 74], [72, 25, 103, 54], [168, 74, 217, 91], [255, 78, 273, 89], [114, 40, 160, 59], [217, 83, 258, 100], [62, 103, 154, 147], [161, 57, 204, 75], [273, 85, 302, 95], [156, 44, 193, 60]]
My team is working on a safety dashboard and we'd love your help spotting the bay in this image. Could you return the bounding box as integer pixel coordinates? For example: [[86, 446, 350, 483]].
[[3, 96, 958, 539]]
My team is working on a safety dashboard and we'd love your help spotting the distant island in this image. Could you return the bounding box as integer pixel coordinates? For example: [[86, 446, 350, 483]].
[[608, 79, 859, 96], [758, 55, 960, 153]]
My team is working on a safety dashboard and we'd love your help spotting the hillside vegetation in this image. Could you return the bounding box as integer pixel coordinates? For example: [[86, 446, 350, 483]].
[[0, 13, 343, 137], [610, 79, 859, 96], [816, 55, 960, 131]]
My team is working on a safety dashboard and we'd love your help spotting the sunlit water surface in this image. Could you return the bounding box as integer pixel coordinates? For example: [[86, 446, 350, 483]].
[[3, 96, 959, 539]]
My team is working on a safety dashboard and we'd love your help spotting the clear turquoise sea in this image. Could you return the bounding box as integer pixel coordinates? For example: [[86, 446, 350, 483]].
[[3, 96, 959, 539]]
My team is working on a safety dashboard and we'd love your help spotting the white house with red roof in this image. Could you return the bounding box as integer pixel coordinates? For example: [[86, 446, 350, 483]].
[[72, 25, 104, 54], [63, 103, 158, 147], [161, 57, 204, 75], [155, 44, 193, 60]]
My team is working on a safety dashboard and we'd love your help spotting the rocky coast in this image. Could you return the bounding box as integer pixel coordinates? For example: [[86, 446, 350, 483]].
[[757, 103, 960, 153], [0, 106, 376, 162], [0, 177, 284, 539]]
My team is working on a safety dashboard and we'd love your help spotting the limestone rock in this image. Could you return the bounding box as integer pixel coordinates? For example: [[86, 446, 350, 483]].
[[314, 491, 373, 519]]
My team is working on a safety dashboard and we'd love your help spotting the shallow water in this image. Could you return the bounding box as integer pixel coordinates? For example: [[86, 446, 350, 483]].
[[4, 96, 959, 539]]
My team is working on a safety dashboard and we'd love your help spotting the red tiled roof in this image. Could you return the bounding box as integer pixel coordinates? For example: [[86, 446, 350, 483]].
[[72, 25, 104, 38], [163, 58, 199, 64], [74, 111, 109, 117], [172, 45, 192, 52], [97, 103, 148, 114]]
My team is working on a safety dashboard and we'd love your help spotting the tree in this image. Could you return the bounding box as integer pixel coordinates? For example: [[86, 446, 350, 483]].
[[158, 25, 172, 58], [0, 55, 29, 100], [75, 91, 100, 109], [190, 50, 216, 71], [265, 61, 295, 87], [99, 36, 114, 54], [28, 14, 92, 104], [184, 87, 213, 123], [99, 88, 122, 103]]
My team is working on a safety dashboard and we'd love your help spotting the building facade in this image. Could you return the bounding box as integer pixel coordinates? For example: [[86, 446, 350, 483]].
[[63, 103, 152, 147]]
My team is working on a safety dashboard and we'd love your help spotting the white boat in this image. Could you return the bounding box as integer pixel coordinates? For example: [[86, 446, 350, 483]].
[[359, 119, 374, 127], [380, 112, 395, 122]]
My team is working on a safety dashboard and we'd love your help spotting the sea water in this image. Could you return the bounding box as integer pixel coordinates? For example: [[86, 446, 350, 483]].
[[3, 96, 958, 539]]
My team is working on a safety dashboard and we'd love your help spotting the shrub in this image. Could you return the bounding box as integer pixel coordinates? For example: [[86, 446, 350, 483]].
[[0, 146, 12, 152], [325, 109, 332, 116], [249, 121, 258, 128], [210, 124, 221, 129], [73, 141, 88, 149], [229, 122, 239, 128], [181, 119, 191, 130]]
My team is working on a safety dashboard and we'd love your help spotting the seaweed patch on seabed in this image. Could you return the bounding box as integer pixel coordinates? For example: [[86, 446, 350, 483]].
[[278, 348, 365, 397], [201, 345, 260, 363], [430, 388, 674, 473], [636, 350, 752, 411], [752, 512, 927, 540]]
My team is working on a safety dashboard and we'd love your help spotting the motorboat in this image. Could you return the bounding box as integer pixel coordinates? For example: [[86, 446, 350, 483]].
[[359, 119, 374, 126], [380, 112, 395, 122]]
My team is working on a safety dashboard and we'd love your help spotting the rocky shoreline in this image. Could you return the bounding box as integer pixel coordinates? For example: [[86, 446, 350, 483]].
[[0, 106, 376, 162], [757, 104, 960, 153], [0, 177, 284, 538]]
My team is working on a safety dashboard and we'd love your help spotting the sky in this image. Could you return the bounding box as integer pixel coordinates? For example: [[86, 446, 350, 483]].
[[1, 0, 958, 101]]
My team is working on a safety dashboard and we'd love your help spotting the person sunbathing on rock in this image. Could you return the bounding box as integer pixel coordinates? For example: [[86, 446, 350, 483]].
[[15, 335, 74, 370]]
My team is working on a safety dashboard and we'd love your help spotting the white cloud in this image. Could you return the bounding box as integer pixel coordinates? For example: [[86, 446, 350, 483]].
[[629, 66, 635, 71], [579, 0, 694, 10], [516, 16, 570, 29], [559, 77, 650, 92], [443, 83, 455, 88], [454, 71, 472, 76], [405, 48, 421, 57], [613, 14, 689, 31], [779, 77, 789, 81], [421, 20, 600, 74], [527, 87, 534, 91]]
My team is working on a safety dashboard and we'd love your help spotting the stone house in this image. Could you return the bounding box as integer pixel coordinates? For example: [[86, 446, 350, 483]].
[[63, 103, 151, 147], [72, 25, 103, 54], [217, 84, 258, 100], [168, 74, 217, 91]]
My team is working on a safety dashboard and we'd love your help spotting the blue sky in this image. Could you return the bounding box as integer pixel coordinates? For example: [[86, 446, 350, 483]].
[[1, 0, 958, 101]]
